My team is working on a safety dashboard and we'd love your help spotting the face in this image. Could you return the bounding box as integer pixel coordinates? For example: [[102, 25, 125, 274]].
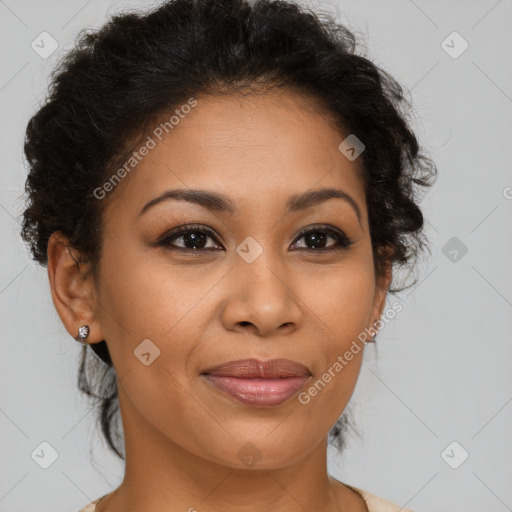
[[59, 90, 390, 470]]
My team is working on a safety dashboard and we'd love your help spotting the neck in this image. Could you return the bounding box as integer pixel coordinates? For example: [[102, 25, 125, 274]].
[[97, 387, 363, 512]]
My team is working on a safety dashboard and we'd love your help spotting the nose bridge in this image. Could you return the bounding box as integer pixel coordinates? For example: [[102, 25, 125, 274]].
[[238, 243, 287, 299], [222, 238, 302, 335]]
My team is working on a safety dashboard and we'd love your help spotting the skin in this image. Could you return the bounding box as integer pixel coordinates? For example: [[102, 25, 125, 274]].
[[47, 90, 392, 512]]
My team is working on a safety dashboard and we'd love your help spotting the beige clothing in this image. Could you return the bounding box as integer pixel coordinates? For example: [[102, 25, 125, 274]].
[[77, 485, 415, 511]]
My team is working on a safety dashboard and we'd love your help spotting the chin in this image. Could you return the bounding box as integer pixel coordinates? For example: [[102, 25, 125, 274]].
[[205, 434, 315, 471]]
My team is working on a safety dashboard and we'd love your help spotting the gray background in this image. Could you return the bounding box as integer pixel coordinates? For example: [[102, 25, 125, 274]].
[[1, 0, 511, 511]]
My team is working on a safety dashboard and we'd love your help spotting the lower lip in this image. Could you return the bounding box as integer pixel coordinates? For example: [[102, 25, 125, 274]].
[[202, 375, 310, 407]]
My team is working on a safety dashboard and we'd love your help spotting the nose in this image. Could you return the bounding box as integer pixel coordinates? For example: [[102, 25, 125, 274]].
[[220, 252, 303, 338]]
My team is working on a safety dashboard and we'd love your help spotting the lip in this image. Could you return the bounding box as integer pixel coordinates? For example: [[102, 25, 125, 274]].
[[201, 358, 312, 407]]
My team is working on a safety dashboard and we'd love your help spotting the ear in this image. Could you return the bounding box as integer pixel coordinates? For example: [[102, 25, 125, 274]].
[[47, 231, 104, 344], [369, 247, 393, 338]]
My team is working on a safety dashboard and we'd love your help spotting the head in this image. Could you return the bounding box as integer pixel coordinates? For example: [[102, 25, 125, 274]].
[[20, 0, 436, 465]]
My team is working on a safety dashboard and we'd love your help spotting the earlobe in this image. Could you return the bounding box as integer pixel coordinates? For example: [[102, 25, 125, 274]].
[[47, 231, 103, 344]]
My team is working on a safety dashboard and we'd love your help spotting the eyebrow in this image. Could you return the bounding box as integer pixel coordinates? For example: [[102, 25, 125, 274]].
[[137, 187, 362, 225]]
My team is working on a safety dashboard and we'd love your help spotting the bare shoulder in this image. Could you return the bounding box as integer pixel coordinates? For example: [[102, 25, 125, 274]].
[[330, 478, 372, 512], [332, 479, 416, 512], [76, 495, 107, 512]]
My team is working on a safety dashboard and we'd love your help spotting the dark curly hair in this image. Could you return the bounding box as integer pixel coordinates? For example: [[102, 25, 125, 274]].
[[19, 0, 437, 461]]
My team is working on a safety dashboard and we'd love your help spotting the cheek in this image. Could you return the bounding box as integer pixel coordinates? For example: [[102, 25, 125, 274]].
[[299, 258, 376, 340], [97, 253, 215, 446], [294, 260, 375, 403], [97, 238, 217, 345], [95, 243, 223, 431]]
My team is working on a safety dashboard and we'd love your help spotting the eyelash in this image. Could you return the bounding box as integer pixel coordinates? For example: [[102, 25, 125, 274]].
[[156, 224, 355, 253]]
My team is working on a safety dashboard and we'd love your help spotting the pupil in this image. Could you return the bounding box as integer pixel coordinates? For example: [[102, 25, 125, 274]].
[[184, 232, 206, 249], [307, 231, 326, 248]]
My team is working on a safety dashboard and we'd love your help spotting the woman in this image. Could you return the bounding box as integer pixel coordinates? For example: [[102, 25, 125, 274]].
[[20, 0, 437, 510]]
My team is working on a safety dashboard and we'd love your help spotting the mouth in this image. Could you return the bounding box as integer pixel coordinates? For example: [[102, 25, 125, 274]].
[[201, 358, 312, 407]]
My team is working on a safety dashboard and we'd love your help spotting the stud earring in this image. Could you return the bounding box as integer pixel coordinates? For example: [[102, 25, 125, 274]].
[[75, 325, 90, 344]]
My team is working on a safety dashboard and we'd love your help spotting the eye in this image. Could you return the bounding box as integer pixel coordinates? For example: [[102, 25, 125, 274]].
[[290, 225, 355, 252], [156, 223, 355, 253], [157, 224, 223, 252]]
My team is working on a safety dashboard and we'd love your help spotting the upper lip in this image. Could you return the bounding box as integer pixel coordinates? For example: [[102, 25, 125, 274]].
[[202, 358, 312, 378]]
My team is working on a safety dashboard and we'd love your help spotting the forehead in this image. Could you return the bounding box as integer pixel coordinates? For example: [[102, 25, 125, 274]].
[[102, 90, 366, 221]]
